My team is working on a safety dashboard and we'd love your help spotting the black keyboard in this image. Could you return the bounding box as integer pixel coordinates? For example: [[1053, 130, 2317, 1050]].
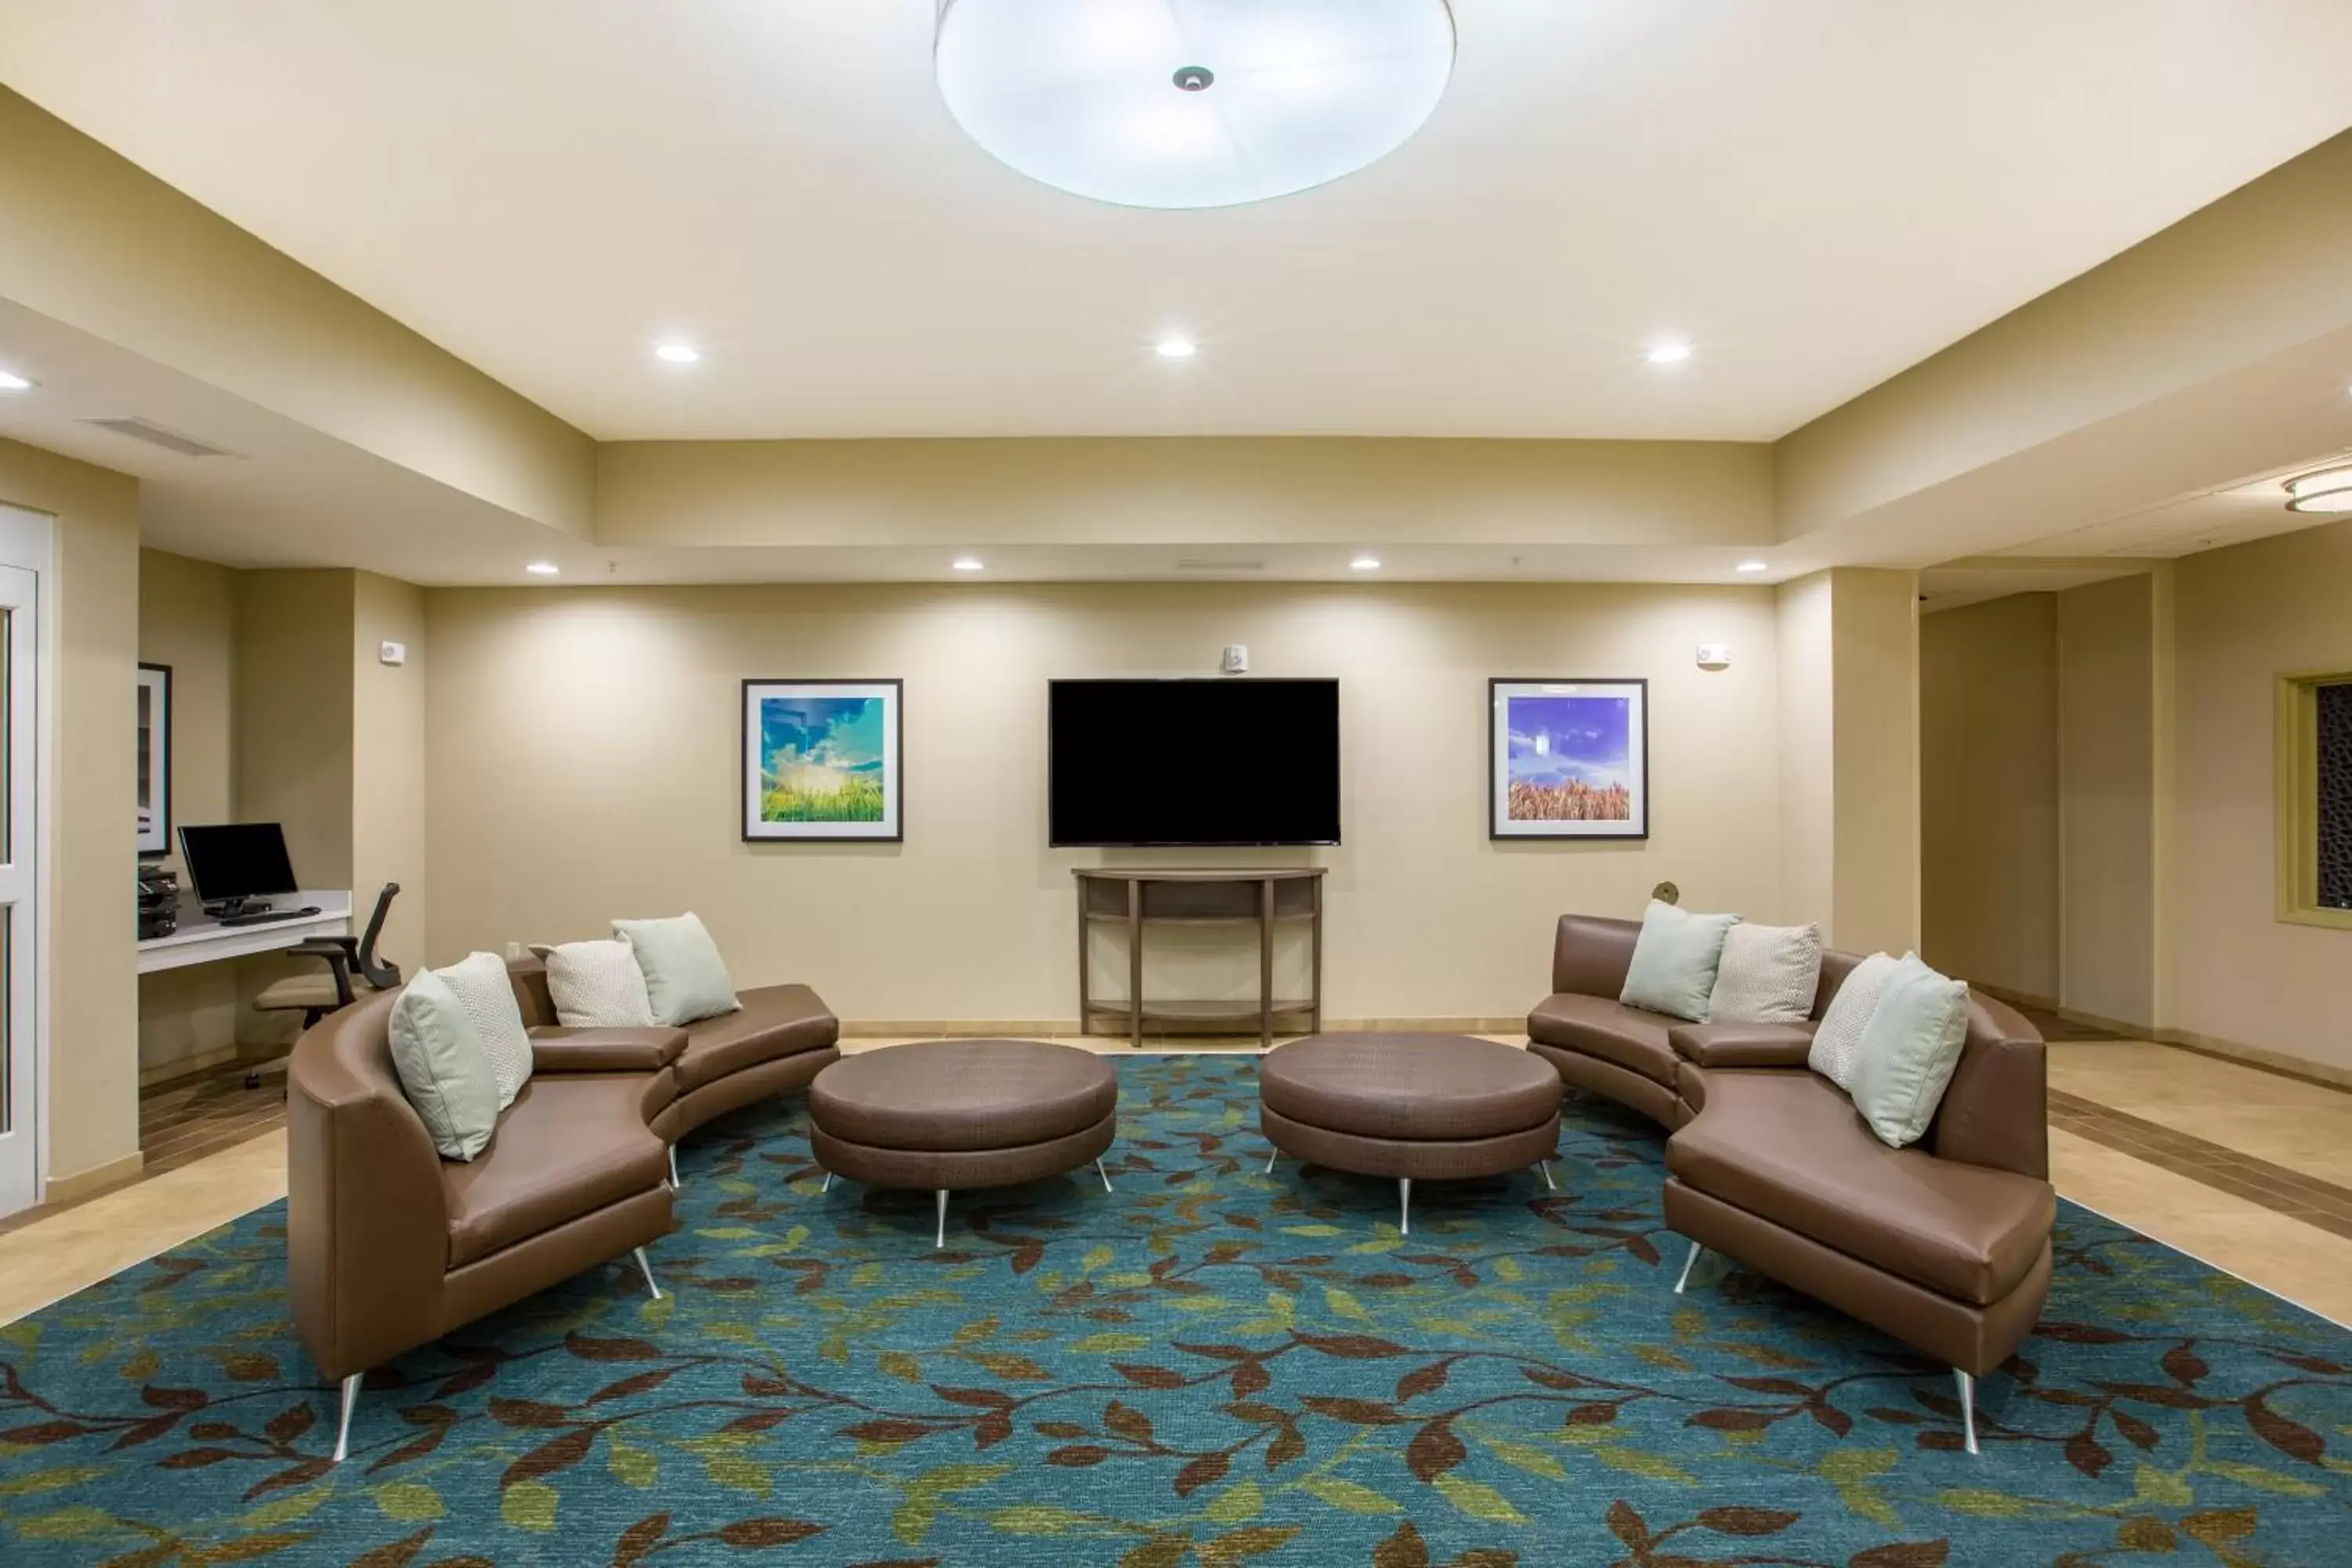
[[219, 906, 323, 928]]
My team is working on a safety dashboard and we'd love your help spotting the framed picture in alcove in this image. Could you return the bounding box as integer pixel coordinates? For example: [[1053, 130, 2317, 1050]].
[[136, 662, 172, 857], [1488, 678, 1648, 839], [741, 679, 904, 841]]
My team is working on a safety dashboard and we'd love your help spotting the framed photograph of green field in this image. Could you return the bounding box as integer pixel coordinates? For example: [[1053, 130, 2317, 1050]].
[[741, 679, 903, 841], [1488, 677, 1648, 840]]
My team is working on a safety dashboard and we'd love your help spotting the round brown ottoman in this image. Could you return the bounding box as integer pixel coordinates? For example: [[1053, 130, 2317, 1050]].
[[1259, 1033, 1563, 1234], [810, 1040, 1119, 1247]]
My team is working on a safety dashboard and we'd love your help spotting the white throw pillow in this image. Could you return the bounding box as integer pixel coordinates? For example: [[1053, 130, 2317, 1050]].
[[1618, 901, 1741, 1022], [1707, 922, 1824, 1025], [436, 950, 535, 1110], [614, 913, 742, 1027], [1848, 955, 1973, 1149], [1807, 951, 1904, 1091], [535, 939, 657, 1029], [387, 971, 501, 1161]]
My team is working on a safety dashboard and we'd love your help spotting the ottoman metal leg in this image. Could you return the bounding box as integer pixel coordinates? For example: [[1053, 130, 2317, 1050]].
[[1398, 1176, 1412, 1236], [820, 1171, 833, 1194], [1094, 1157, 1114, 1194], [935, 1189, 949, 1250], [633, 1247, 662, 1301], [1956, 1370, 1979, 1456], [1263, 1149, 1279, 1175], [1538, 1160, 1558, 1192]]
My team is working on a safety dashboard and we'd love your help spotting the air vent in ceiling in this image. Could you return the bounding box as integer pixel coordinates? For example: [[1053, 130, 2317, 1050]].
[[1175, 557, 1267, 572], [81, 417, 239, 459]]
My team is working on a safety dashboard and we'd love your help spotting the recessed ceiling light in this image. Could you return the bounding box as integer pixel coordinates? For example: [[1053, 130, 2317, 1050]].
[[1350, 555, 1381, 572], [934, 0, 1456, 209], [1735, 560, 1769, 574], [1647, 342, 1694, 365], [1155, 336, 1198, 360], [952, 556, 985, 572], [524, 561, 561, 576], [655, 343, 701, 365], [2284, 465, 2352, 514], [0, 369, 32, 391]]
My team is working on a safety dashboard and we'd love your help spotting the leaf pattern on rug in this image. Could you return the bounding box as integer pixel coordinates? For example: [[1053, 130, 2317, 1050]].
[[0, 1054, 2347, 1565]]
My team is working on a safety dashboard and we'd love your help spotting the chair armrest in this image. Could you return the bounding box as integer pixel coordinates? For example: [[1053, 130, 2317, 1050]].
[[526, 1025, 688, 1073], [1668, 1022, 1816, 1069], [286, 941, 356, 1006]]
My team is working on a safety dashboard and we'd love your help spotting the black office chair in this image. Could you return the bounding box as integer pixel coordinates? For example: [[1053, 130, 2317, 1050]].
[[250, 883, 404, 1087]]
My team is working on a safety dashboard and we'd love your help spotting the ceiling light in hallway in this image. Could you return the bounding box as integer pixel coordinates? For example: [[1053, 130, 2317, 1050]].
[[952, 557, 985, 572], [655, 343, 701, 365], [0, 369, 32, 391], [1647, 342, 1694, 365], [1155, 336, 1199, 360], [2284, 465, 2352, 514], [525, 561, 561, 575], [1350, 556, 1381, 572], [1735, 561, 1769, 574], [935, 0, 1456, 209]]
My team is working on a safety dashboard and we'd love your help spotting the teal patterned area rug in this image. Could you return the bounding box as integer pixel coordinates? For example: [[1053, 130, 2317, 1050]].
[[3, 1054, 2350, 1566]]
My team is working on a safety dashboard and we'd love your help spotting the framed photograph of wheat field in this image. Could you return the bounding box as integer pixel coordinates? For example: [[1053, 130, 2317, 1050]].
[[742, 679, 903, 841], [1489, 678, 1648, 840]]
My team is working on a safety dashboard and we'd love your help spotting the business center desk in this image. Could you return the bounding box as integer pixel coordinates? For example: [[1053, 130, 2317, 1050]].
[[136, 890, 354, 975]]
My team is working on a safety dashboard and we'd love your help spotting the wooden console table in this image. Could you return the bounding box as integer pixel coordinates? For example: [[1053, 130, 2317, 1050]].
[[1074, 869, 1327, 1048]]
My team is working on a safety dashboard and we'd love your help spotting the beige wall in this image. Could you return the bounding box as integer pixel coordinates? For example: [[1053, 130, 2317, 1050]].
[[1775, 570, 1921, 953], [2058, 575, 2158, 1029], [425, 583, 1784, 1025], [351, 572, 426, 975], [233, 570, 356, 889], [1920, 593, 2060, 999], [0, 437, 141, 1191], [2169, 517, 2352, 1073], [136, 549, 240, 1076]]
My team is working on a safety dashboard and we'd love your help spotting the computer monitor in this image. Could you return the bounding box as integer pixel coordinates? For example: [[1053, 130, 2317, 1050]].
[[177, 823, 299, 909]]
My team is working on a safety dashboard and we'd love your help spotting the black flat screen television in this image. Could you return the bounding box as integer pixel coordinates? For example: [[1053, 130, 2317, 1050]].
[[1049, 678, 1341, 847]]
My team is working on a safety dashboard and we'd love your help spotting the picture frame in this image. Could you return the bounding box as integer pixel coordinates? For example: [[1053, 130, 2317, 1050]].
[[742, 679, 904, 842], [1488, 677, 1648, 840], [136, 662, 172, 858]]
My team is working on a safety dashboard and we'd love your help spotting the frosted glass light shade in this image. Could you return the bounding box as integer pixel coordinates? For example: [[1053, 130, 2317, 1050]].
[[2285, 465, 2352, 514], [935, 0, 1456, 209]]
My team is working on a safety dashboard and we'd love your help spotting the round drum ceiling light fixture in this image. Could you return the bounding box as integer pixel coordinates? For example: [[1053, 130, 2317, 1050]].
[[935, 0, 1457, 210], [2284, 464, 2352, 514]]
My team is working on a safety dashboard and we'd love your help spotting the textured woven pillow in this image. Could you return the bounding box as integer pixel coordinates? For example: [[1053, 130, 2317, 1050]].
[[615, 913, 742, 1027], [387, 971, 500, 1161], [1619, 900, 1740, 1022], [1807, 951, 1902, 1091], [1849, 955, 1973, 1148], [536, 938, 657, 1030], [434, 950, 535, 1110], [1707, 921, 1823, 1025]]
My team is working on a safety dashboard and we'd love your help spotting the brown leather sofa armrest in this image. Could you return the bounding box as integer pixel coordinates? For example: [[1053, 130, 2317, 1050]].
[[527, 1026, 688, 1073], [1668, 1022, 1817, 1069]]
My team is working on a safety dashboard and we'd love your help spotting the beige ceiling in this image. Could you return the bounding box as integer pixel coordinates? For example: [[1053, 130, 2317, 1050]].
[[1997, 451, 2352, 560], [5, 1, 2350, 443]]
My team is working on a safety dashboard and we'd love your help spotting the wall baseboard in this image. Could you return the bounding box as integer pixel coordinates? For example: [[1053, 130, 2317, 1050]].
[[44, 1150, 146, 1207], [2154, 1026, 2352, 1094], [841, 1017, 1527, 1040]]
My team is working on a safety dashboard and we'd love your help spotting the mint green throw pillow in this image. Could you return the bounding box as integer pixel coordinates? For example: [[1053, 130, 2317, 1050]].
[[1618, 900, 1740, 1022], [387, 971, 502, 1161], [1848, 955, 1973, 1148], [615, 913, 742, 1026]]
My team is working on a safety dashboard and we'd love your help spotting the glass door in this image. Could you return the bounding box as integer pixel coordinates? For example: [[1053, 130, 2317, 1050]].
[[0, 561, 35, 1216]]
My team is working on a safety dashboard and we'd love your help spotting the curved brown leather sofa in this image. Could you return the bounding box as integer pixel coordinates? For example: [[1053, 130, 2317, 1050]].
[[1529, 914, 2053, 1454], [289, 961, 842, 1462]]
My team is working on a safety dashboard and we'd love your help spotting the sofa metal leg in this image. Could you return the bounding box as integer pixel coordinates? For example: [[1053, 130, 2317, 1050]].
[[331, 1372, 362, 1464], [1263, 1149, 1279, 1175], [1537, 1160, 1558, 1192], [1094, 1157, 1114, 1194], [1672, 1239, 1704, 1294], [667, 1146, 681, 1190], [633, 1247, 662, 1301], [819, 1171, 833, 1194], [935, 1189, 949, 1250], [1955, 1369, 1979, 1456], [1398, 1177, 1412, 1236]]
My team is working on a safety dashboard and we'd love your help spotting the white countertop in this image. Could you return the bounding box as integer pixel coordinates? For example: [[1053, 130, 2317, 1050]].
[[136, 889, 354, 975]]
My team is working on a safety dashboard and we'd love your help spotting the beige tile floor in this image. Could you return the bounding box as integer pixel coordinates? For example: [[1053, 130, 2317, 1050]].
[[3, 1033, 2348, 1331]]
